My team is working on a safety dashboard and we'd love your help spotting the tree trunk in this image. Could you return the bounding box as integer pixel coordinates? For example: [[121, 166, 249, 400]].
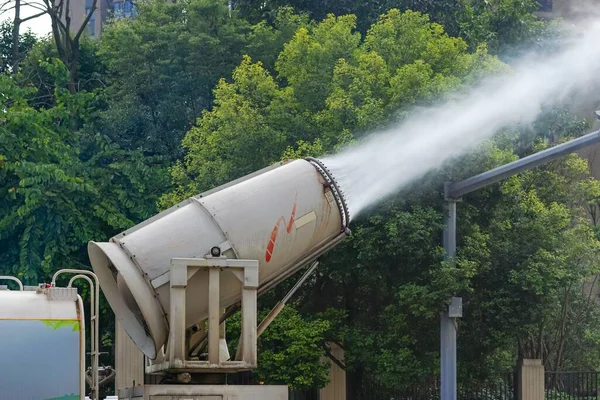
[[12, 0, 20, 74], [68, 43, 80, 93]]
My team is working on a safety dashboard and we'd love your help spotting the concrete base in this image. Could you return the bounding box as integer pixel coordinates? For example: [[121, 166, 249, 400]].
[[518, 359, 544, 400], [118, 384, 288, 400]]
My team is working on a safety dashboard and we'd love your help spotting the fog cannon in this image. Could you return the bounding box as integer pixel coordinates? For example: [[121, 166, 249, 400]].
[[89, 158, 350, 361]]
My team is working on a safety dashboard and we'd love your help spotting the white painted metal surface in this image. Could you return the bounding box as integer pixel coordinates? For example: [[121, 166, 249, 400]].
[[89, 159, 349, 360], [118, 384, 288, 400], [0, 289, 80, 319], [0, 289, 85, 400], [116, 320, 145, 391]]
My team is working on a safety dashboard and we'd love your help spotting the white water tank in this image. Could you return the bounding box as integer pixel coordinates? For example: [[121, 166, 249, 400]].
[[89, 158, 349, 359], [0, 288, 85, 399]]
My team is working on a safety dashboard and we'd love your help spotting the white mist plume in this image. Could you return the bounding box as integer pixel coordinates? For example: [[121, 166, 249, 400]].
[[323, 17, 600, 219]]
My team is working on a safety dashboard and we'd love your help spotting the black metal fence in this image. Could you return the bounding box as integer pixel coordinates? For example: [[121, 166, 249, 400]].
[[289, 389, 320, 400], [546, 372, 600, 400], [458, 373, 516, 400], [360, 373, 515, 400], [226, 371, 320, 399], [226, 370, 600, 400]]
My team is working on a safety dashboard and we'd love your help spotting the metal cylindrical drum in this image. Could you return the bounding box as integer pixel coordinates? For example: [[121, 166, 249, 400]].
[[0, 289, 85, 399], [89, 159, 349, 359]]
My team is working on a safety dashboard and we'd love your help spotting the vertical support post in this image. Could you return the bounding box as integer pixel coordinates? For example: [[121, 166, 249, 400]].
[[219, 309, 227, 340], [518, 359, 544, 400], [441, 200, 457, 400], [208, 268, 221, 365], [169, 263, 188, 365], [242, 285, 257, 366], [445, 201, 457, 257], [166, 257, 258, 371], [242, 262, 259, 367], [219, 309, 231, 362]]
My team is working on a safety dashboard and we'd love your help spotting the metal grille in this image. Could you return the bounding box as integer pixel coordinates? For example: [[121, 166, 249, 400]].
[[46, 287, 78, 301], [360, 373, 515, 400], [289, 389, 320, 400], [546, 372, 600, 400]]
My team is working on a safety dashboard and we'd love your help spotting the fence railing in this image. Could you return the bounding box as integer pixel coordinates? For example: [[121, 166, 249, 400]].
[[360, 373, 515, 400], [546, 372, 600, 400], [226, 371, 320, 399], [458, 373, 516, 400], [289, 389, 320, 400], [224, 370, 600, 400]]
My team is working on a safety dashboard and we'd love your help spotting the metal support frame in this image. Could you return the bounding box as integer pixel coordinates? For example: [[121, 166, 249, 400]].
[[188, 305, 239, 359], [146, 256, 259, 375], [257, 261, 319, 337], [446, 128, 600, 199], [231, 261, 320, 362], [439, 128, 600, 400]]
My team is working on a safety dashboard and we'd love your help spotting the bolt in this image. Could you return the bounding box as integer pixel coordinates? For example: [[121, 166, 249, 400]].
[[173, 358, 184, 368]]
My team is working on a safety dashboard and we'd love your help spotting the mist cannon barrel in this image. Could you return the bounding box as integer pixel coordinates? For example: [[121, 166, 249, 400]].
[[88, 158, 350, 360]]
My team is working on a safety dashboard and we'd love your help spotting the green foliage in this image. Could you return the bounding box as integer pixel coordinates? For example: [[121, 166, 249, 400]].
[[276, 14, 361, 111], [227, 306, 331, 389], [0, 60, 167, 379], [234, 0, 549, 56], [160, 54, 305, 204], [98, 0, 250, 157], [282, 139, 324, 159], [246, 7, 312, 71], [17, 36, 107, 108], [0, 21, 37, 74], [459, 0, 557, 56], [457, 150, 600, 375], [164, 9, 504, 205]]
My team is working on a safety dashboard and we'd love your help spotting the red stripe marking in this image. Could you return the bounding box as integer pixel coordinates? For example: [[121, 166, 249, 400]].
[[286, 193, 298, 233], [265, 192, 298, 262]]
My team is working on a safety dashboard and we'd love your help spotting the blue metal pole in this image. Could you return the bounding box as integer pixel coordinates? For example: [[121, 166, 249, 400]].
[[441, 200, 457, 400]]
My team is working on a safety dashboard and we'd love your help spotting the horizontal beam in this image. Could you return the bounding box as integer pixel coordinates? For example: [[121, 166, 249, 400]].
[[445, 129, 600, 199]]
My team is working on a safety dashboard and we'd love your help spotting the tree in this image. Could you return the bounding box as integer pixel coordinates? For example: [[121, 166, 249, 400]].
[[0, 57, 166, 282], [17, 35, 107, 108], [233, 0, 549, 55], [0, 20, 36, 73], [0, 0, 45, 74], [459, 0, 556, 57], [245, 6, 312, 71], [0, 60, 168, 393], [234, 0, 464, 34], [455, 147, 600, 376], [163, 10, 504, 203], [226, 306, 333, 390], [1, 0, 99, 89], [97, 0, 250, 157]]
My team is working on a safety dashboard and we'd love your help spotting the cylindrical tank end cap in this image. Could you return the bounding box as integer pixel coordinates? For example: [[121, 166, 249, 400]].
[[305, 157, 351, 228], [88, 241, 168, 360]]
